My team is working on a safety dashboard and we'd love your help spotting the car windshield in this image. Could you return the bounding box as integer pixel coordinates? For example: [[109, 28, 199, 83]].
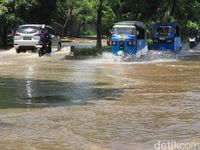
[[112, 27, 135, 35], [156, 26, 172, 36], [17, 26, 39, 34]]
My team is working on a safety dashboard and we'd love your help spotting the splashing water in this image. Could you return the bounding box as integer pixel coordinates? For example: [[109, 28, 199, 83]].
[[84, 50, 178, 65], [86, 43, 200, 64]]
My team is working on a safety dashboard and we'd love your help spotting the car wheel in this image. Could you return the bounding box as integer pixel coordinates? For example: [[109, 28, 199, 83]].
[[57, 43, 61, 51], [16, 49, 20, 53]]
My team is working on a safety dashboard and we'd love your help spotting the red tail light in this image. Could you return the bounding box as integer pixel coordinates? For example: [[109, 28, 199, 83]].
[[34, 31, 40, 36], [15, 32, 20, 36], [34, 33, 40, 36]]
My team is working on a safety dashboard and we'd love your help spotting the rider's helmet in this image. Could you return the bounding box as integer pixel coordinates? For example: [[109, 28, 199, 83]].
[[41, 24, 45, 29]]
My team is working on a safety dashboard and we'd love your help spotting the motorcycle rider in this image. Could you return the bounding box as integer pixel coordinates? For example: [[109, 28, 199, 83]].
[[188, 29, 197, 49], [39, 24, 52, 54]]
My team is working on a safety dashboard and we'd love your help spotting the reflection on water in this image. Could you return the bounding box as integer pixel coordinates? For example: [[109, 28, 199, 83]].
[[1, 48, 200, 149], [0, 78, 122, 108]]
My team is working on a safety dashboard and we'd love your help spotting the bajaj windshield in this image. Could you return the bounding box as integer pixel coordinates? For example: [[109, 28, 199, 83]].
[[156, 26, 172, 36], [112, 27, 135, 35]]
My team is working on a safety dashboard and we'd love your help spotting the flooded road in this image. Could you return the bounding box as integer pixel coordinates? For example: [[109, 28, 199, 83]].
[[0, 47, 200, 150]]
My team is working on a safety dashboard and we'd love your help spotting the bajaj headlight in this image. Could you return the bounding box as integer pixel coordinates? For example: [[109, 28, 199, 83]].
[[112, 41, 117, 46], [127, 41, 136, 46]]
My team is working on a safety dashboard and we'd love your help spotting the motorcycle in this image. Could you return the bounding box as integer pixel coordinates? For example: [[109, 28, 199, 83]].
[[189, 36, 196, 49], [38, 41, 51, 57]]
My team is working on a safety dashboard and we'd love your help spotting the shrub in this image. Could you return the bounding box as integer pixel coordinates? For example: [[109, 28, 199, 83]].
[[73, 46, 112, 57]]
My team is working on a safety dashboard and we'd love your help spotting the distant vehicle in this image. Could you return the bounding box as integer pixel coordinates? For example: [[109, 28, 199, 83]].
[[111, 21, 148, 58], [188, 34, 197, 49], [14, 24, 62, 53], [188, 29, 199, 49], [152, 22, 182, 53]]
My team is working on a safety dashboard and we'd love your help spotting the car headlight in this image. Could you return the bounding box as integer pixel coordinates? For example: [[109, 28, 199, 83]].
[[112, 41, 117, 46], [127, 41, 136, 46]]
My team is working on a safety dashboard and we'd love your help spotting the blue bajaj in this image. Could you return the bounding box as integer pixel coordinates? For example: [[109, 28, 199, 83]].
[[111, 21, 148, 58], [152, 22, 182, 53]]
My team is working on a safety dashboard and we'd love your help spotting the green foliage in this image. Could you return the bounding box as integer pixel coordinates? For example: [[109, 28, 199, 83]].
[[101, 46, 112, 52], [73, 0, 96, 24], [0, 0, 39, 24], [81, 27, 96, 36], [186, 21, 199, 30], [102, 1, 116, 37], [56, 0, 75, 25], [1, 0, 200, 42], [73, 47, 100, 56], [55, 0, 97, 37], [26, 0, 56, 24]]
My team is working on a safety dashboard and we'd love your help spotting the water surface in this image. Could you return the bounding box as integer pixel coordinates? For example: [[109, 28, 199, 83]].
[[0, 48, 200, 150]]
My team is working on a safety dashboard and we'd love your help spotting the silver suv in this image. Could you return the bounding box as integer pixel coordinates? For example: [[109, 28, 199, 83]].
[[14, 24, 62, 53]]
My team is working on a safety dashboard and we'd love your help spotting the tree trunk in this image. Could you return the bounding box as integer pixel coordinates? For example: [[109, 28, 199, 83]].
[[170, 0, 176, 16], [62, 7, 73, 37], [2, 24, 8, 46], [96, 0, 103, 48], [76, 21, 83, 37]]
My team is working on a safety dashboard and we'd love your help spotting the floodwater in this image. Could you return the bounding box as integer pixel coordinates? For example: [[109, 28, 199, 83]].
[[0, 47, 200, 150]]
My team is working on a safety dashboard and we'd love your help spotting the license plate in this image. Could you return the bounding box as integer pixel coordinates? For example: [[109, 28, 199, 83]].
[[23, 37, 32, 40]]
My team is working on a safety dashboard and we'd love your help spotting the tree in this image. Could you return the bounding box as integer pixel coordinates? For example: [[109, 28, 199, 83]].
[[54, 0, 74, 37], [0, 0, 39, 45], [26, 0, 57, 24], [1, 0, 200, 46], [101, 1, 116, 37], [55, 0, 96, 37], [73, 0, 96, 36], [96, 0, 103, 48]]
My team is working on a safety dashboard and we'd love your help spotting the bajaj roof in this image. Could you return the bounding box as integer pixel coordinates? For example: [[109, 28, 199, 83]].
[[154, 22, 177, 27], [114, 21, 146, 29]]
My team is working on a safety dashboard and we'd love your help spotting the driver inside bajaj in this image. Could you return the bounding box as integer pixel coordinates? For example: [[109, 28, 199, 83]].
[[112, 25, 135, 35]]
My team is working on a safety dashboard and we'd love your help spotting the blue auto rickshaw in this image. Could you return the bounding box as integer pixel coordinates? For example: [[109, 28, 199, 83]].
[[152, 22, 182, 52], [111, 21, 148, 57]]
